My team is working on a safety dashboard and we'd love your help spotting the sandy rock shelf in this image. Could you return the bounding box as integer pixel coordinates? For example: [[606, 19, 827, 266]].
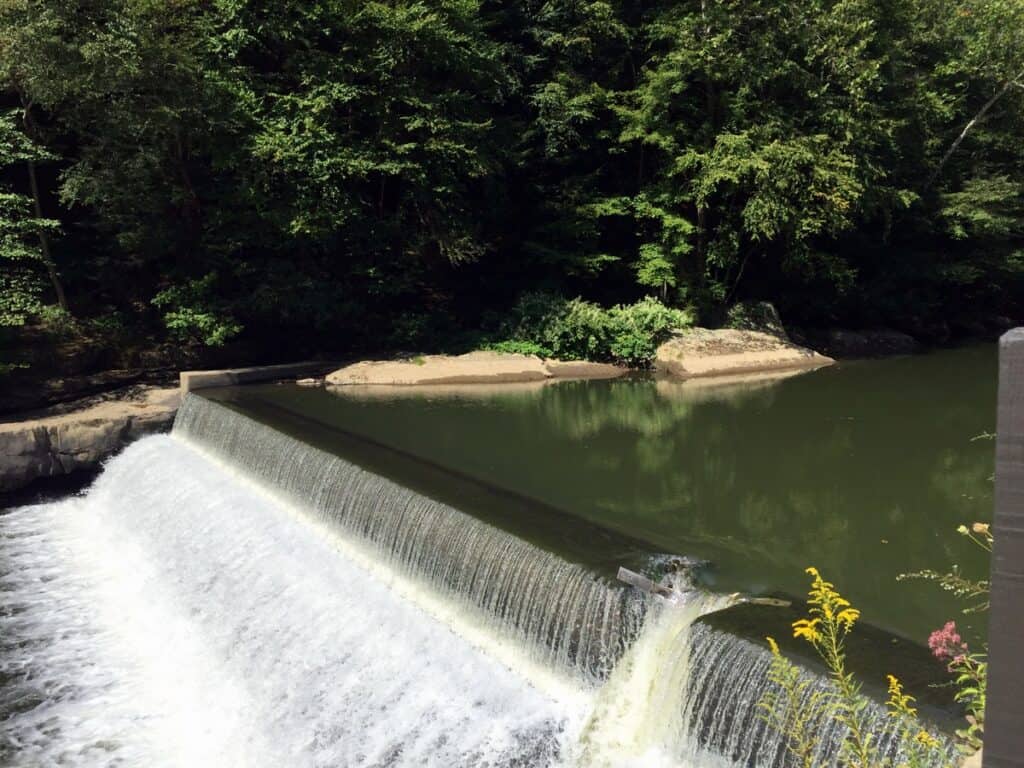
[[325, 351, 625, 386], [0, 386, 180, 493], [655, 328, 834, 379]]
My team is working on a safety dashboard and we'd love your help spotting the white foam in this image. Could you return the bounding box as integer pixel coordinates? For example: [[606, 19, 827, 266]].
[[0, 436, 578, 767]]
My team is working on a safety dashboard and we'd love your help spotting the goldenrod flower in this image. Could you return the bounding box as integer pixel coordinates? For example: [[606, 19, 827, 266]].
[[837, 607, 860, 629], [886, 674, 917, 717], [914, 730, 940, 748], [766, 636, 780, 656], [792, 618, 822, 642]]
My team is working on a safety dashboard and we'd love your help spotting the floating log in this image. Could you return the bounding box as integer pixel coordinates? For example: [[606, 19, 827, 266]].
[[616, 567, 677, 598], [616, 566, 790, 608]]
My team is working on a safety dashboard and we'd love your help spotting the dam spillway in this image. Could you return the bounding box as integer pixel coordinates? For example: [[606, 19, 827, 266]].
[[1, 394, 949, 767]]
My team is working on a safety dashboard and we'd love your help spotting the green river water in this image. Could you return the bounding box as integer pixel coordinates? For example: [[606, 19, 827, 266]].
[[205, 343, 996, 648]]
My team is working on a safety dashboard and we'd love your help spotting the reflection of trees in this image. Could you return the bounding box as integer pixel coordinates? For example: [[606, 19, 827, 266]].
[[313, 347, 996, 641], [533, 380, 695, 439]]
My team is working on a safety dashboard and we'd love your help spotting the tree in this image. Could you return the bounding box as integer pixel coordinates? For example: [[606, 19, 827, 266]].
[[0, 108, 61, 327]]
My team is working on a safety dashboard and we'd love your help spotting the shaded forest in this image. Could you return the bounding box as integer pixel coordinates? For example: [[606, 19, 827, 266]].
[[2, 0, 1022, 370]]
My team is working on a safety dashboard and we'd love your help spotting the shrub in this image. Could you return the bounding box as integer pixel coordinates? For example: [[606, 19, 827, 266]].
[[501, 291, 568, 344], [483, 339, 553, 357], [607, 297, 694, 366], [544, 298, 613, 361], [151, 273, 242, 347], [493, 291, 692, 367]]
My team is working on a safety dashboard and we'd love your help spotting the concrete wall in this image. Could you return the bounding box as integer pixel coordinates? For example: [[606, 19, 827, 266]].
[[179, 361, 338, 393]]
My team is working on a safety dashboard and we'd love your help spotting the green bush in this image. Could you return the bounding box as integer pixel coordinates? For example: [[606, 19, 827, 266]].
[[545, 298, 613, 361], [607, 297, 694, 366], [151, 273, 242, 347], [483, 339, 554, 357], [502, 291, 568, 343], [493, 292, 692, 367]]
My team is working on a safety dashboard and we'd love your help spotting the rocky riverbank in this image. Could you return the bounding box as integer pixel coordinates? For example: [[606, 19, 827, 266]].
[[0, 386, 180, 494], [323, 329, 832, 387], [0, 320, 983, 493]]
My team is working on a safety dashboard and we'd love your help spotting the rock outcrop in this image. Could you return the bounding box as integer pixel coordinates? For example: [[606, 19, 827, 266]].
[[326, 351, 624, 386], [820, 328, 920, 358], [655, 328, 833, 379], [0, 386, 180, 493]]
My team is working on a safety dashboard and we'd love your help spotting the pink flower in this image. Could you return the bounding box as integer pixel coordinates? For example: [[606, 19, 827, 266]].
[[928, 621, 968, 663]]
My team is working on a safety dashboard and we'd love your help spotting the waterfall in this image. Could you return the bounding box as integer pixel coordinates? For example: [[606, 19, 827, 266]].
[[0, 436, 572, 767], [574, 591, 734, 768], [681, 623, 955, 768], [173, 394, 645, 683], [0, 394, 954, 767]]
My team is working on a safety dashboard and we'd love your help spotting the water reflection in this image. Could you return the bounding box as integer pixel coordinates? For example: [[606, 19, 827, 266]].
[[253, 347, 998, 643]]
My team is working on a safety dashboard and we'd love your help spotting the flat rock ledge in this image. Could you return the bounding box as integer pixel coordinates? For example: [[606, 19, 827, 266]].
[[656, 328, 833, 379], [0, 386, 180, 493], [326, 351, 625, 386]]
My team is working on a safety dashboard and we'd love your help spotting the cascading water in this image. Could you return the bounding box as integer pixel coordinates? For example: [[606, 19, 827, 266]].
[[680, 624, 914, 768], [1, 394, 952, 767], [574, 591, 734, 768], [1, 436, 571, 767], [173, 395, 644, 683]]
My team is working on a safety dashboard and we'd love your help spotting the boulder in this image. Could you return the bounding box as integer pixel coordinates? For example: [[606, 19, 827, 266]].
[[655, 328, 833, 379], [724, 301, 789, 340], [0, 386, 180, 492], [821, 328, 920, 358]]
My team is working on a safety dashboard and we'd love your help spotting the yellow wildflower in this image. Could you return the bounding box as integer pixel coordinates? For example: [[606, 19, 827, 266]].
[[766, 636, 780, 656], [837, 607, 860, 629], [886, 674, 917, 717], [914, 730, 940, 748], [792, 618, 822, 643]]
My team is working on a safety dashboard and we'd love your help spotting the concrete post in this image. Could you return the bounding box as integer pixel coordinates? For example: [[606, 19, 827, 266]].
[[985, 328, 1024, 768]]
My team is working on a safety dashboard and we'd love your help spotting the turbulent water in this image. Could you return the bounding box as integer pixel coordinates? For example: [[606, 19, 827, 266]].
[[0, 396, 943, 767], [1, 436, 572, 767]]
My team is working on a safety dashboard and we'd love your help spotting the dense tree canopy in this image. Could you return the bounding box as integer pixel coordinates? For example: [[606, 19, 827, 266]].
[[1, 0, 1021, 362]]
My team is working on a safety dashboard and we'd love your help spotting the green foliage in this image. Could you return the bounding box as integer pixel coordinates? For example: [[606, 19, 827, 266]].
[[606, 296, 694, 366], [542, 298, 612, 361], [903, 522, 991, 751], [635, 242, 677, 298], [483, 339, 553, 358], [761, 569, 951, 768], [495, 291, 690, 367], [0, 0, 1021, 354], [766, 521, 996, 764], [759, 639, 828, 768], [151, 273, 241, 347], [0, 110, 59, 328]]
